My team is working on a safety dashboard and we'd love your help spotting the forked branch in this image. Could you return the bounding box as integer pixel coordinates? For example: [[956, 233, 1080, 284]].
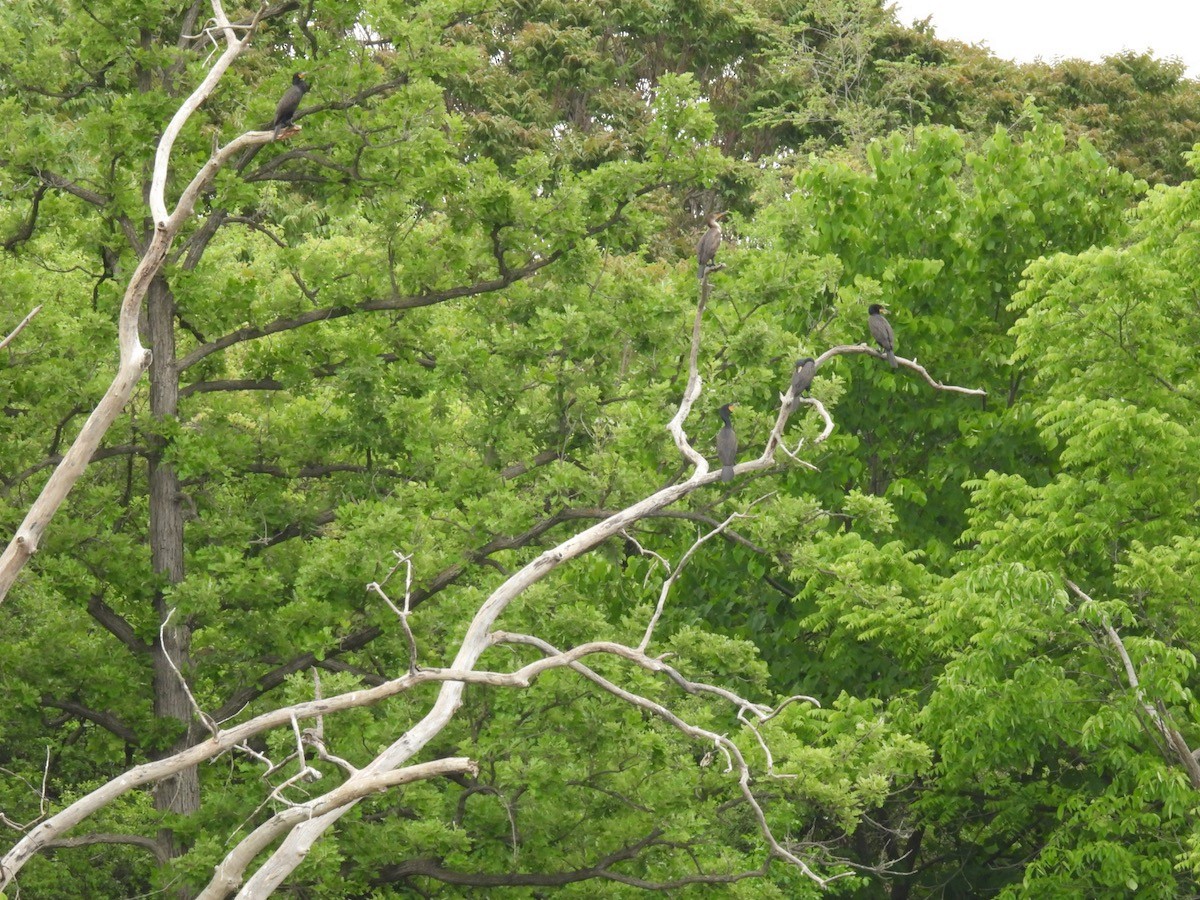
[[0, 270, 986, 893], [0, 1, 277, 604]]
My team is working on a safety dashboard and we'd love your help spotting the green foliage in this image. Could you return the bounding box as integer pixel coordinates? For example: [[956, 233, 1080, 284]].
[[4, 0, 1200, 897]]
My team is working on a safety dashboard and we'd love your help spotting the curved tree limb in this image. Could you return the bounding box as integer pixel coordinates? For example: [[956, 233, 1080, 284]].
[[0, 187, 48, 252], [0, 272, 985, 889], [43, 832, 169, 865], [197, 758, 477, 900], [0, 1, 277, 604], [40, 698, 140, 745]]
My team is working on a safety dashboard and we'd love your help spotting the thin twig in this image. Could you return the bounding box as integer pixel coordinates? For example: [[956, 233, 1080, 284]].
[[640, 494, 774, 652], [367, 550, 419, 673], [159, 608, 219, 738], [619, 529, 672, 587]]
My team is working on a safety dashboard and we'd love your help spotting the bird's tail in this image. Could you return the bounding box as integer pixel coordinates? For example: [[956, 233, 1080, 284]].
[[698, 262, 706, 280], [721, 465, 734, 482], [887, 349, 897, 369]]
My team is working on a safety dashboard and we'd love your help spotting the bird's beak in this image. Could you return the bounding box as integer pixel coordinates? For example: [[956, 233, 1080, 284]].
[[728, 403, 737, 410], [299, 72, 308, 78], [715, 211, 728, 220]]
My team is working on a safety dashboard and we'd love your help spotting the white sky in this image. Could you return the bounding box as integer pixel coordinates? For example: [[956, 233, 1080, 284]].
[[891, 1, 1200, 79]]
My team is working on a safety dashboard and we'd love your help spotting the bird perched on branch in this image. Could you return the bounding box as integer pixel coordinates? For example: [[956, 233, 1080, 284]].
[[716, 403, 738, 482], [867, 304, 897, 368], [697, 212, 726, 279], [273, 72, 310, 139], [788, 358, 816, 411]]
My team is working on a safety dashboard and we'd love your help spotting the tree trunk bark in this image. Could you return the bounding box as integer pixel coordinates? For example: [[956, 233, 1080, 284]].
[[147, 275, 200, 888]]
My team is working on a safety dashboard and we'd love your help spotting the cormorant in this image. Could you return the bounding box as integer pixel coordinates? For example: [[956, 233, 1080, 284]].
[[697, 212, 725, 279], [716, 403, 737, 482], [788, 358, 816, 411], [867, 304, 897, 368], [273, 72, 310, 139]]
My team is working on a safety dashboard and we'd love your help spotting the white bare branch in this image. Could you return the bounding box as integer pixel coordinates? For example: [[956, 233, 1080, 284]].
[[1065, 579, 1200, 788], [619, 529, 672, 585], [639, 497, 772, 652], [667, 289, 711, 471], [0, 305, 41, 352], [498, 633, 833, 886], [151, 1, 264, 225], [0, 270, 985, 891], [367, 550, 419, 672], [779, 396, 832, 466], [160, 609, 220, 738], [0, 7, 280, 604], [196, 758, 477, 900], [814, 343, 988, 397], [0, 747, 50, 832]]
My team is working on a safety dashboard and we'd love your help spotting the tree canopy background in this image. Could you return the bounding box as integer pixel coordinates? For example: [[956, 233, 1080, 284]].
[[2, 0, 1200, 896]]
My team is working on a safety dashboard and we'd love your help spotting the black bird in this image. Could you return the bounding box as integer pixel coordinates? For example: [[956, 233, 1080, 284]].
[[867, 304, 897, 368], [788, 357, 816, 411], [716, 403, 738, 482], [696, 212, 725, 279], [273, 72, 310, 139]]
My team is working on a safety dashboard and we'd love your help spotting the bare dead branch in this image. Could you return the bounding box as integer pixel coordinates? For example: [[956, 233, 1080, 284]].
[[814, 343, 988, 397], [0, 306, 42, 352], [0, 2, 279, 602], [640, 506, 757, 652], [1065, 579, 1200, 788], [197, 758, 477, 900], [779, 396, 833, 465], [150, 1, 264, 225], [367, 550, 419, 674], [160, 608, 219, 739], [495, 633, 833, 886], [0, 747, 51, 831]]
